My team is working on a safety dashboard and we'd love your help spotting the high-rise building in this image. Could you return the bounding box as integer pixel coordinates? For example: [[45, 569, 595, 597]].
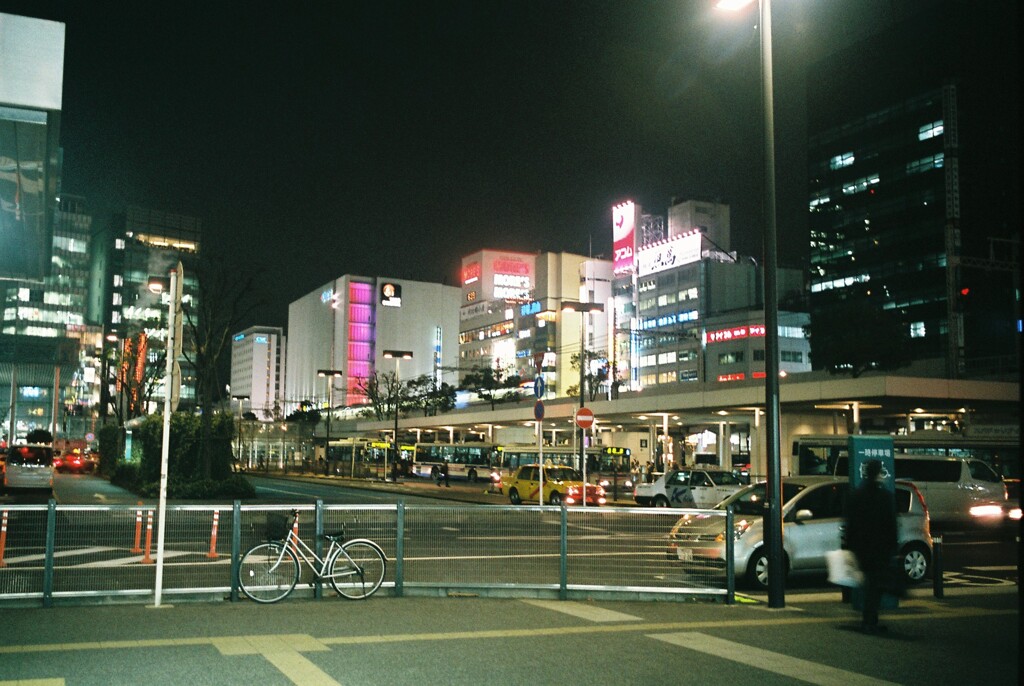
[[230, 326, 286, 420], [104, 206, 201, 415], [806, 2, 1019, 378], [284, 276, 461, 416]]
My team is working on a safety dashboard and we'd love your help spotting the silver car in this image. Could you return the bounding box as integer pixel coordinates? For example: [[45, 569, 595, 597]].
[[667, 476, 933, 590]]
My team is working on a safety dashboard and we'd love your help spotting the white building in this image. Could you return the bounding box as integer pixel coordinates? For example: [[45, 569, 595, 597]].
[[229, 326, 286, 419], [284, 276, 461, 414]]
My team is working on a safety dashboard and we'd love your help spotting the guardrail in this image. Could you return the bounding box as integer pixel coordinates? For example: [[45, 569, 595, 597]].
[[0, 501, 735, 606]]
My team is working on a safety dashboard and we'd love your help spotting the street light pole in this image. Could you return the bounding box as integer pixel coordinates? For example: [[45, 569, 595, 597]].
[[717, 0, 784, 608], [382, 350, 413, 482], [317, 370, 343, 475]]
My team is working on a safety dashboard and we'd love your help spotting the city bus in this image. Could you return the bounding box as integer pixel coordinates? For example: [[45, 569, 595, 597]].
[[325, 438, 400, 478], [409, 442, 501, 482]]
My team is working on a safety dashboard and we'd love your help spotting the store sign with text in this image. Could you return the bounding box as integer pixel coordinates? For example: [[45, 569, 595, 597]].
[[636, 231, 701, 277]]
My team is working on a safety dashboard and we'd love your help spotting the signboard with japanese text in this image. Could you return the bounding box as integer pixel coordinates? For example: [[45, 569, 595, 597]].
[[636, 231, 701, 277], [612, 201, 636, 275]]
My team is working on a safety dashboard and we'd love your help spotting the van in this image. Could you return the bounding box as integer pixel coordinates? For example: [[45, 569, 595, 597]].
[[835, 454, 1006, 524], [3, 444, 55, 491]]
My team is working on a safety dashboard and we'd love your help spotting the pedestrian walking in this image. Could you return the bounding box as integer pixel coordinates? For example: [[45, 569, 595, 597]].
[[844, 459, 897, 634], [438, 461, 450, 487]]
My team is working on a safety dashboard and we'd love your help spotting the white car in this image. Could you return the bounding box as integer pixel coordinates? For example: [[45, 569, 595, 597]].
[[634, 468, 747, 508], [668, 476, 933, 589], [3, 444, 55, 491]]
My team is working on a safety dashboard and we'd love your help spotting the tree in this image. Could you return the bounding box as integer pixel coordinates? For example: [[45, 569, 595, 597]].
[[804, 287, 913, 378], [567, 349, 609, 402], [26, 428, 53, 444], [285, 400, 322, 424], [460, 365, 523, 411], [406, 374, 457, 416], [179, 252, 262, 479]]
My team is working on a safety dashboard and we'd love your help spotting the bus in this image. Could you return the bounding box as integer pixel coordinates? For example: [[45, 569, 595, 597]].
[[409, 442, 501, 482], [325, 438, 411, 479], [792, 431, 1020, 487], [495, 445, 633, 496]]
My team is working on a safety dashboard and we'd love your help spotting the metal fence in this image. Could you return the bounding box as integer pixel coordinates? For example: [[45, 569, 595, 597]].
[[0, 501, 735, 606]]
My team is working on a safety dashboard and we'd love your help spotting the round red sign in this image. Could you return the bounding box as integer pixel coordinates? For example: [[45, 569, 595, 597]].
[[575, 407, 595, 429]]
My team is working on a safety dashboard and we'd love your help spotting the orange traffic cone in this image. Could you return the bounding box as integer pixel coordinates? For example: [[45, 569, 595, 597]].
[[206, 510, 220, 559], [140, 511, 154, 564]]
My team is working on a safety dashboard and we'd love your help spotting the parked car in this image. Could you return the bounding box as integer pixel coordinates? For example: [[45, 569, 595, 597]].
[[634, 468, 747, 508], [3, 444, 55, 491], [667, 476, 933, 590], [504, 464, 606, 506]]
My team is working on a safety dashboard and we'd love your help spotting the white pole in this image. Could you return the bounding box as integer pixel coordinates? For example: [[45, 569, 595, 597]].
[[153, 265, 177, 608], [537, 420, 544, 506]]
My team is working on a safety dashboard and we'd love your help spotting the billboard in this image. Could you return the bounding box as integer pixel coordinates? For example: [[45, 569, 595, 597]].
[[636, 230, 701, 277], [612, 201, 636, 275]]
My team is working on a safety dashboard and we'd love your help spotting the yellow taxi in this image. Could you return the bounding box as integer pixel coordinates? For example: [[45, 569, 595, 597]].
[[503, 464, 606, 506]]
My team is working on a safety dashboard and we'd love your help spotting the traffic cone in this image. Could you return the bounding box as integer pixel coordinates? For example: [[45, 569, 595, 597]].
[[140, 511, 154, 564], [130, 505, 144, 554], [290, 518, 300, 555], [206, 510, 220, 559], [0, 510, 8, 568]]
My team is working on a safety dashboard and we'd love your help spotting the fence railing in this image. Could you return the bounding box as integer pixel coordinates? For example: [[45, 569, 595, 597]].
[[0, 501, 735, 606]]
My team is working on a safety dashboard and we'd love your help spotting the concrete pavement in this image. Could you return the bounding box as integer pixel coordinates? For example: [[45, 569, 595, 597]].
[[0, 587, 1017, 685]]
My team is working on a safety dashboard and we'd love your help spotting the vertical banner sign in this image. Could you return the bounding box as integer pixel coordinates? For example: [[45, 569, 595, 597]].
[[848, 435, 897, 612], [612, 201, 636, 275]]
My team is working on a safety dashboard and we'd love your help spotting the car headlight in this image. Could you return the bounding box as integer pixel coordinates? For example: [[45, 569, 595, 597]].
[[716, 518, 753, 542]]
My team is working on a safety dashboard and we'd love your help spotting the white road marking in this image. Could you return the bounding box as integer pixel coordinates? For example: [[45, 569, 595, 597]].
[[521, 599, 642, 622], [0, 546, 116, 565], [649, 632, 899, 685]]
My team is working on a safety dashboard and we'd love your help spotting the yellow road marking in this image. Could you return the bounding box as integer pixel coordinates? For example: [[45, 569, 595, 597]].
[[650, 632, 899, 685], [212, 634, 336, 686], [0, 680, 65, 686]]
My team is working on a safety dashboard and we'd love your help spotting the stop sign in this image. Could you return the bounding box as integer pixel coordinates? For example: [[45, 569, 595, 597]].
[[575, 407, 595, 429]]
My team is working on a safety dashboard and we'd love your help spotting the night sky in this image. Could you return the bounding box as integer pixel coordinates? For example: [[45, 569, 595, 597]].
[[2, 0, 1008, 328]]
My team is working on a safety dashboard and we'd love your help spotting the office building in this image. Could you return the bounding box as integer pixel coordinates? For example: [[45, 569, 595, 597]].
[[230, 326, 286, 420]]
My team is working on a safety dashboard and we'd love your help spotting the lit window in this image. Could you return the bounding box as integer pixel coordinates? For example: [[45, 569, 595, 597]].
[[829, 152, 854, 170], [842, 174, 880, 195], [910, 321, 926, 338], [918, 120, 944, 141]]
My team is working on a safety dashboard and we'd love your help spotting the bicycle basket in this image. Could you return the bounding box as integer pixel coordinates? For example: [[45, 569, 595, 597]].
[[265, 513, 291, 541]]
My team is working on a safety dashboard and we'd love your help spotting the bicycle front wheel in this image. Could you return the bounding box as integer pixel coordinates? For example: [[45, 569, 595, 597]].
[[329, 541, 386, 599], [238, 542, 299, 603]]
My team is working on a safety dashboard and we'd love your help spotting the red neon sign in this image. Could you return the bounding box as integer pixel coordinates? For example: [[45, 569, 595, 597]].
[[706, 324, 766, 344]]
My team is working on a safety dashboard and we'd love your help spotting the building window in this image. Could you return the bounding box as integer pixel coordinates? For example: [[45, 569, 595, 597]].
[[718, 351, 744, 364], [753, 349, 765, 361], [829, 152, 855, 170], [781, 350, 803, 363], [910, 321, 926, 338], [657, 351, 676, 365], [906, 153, 944, 174], [680, 369, 698, 382], [842, 173, 880, 195], [918, 120, 944, 141]]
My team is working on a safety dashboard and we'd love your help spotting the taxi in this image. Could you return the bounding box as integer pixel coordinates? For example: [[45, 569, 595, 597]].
[[503, 464, 606, 506]]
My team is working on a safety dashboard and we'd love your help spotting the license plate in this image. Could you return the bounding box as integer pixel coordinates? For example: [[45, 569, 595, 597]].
[[677, 549, 693, 562]]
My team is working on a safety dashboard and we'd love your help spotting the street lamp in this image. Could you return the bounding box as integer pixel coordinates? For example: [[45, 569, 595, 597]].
[[98, 329, 119, 420], [562, 300, 604, 502], [317, 370, 343, 475], [717, 0, 784, 608], [382, 350, 413, 482], [146, 261, 182, 609]]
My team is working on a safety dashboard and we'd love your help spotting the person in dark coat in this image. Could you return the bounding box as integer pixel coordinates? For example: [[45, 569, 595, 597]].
[[845, 459, 898, 634], [438, 461, 450, 487]]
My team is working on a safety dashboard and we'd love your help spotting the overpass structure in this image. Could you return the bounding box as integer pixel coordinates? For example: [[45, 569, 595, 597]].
[[336, 371, 1019, 478]]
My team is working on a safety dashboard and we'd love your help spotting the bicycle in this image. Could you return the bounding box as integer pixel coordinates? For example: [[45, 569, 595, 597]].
[[238, 509, 387, 603]]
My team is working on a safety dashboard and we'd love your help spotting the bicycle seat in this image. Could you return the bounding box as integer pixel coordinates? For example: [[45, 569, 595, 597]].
[[321, 531, 346, 542]]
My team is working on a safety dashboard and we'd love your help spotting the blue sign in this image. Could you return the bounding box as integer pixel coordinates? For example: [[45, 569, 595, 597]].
[[534, 400, 545, 421], [534, 375, 545, 398]]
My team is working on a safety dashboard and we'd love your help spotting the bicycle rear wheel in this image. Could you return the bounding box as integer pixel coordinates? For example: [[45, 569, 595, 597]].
[[238, 542, 299, 603], [329, 541, 386, 599]]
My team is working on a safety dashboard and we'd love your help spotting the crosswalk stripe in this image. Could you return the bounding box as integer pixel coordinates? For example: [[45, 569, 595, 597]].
[[648, 631, 899, 686], [520, 599, 642, 622]]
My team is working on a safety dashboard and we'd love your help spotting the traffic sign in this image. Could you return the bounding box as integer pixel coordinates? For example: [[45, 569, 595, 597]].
[[575, 407, 595, 429], [533, 375, 545, 398], [534, 400, 545, 421]]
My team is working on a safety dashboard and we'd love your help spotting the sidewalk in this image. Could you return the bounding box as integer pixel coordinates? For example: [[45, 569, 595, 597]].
[[0, 587, 1017, 685]]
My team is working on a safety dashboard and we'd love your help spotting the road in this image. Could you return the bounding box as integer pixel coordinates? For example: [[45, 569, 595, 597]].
[[2, 472, 1018, 596]]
